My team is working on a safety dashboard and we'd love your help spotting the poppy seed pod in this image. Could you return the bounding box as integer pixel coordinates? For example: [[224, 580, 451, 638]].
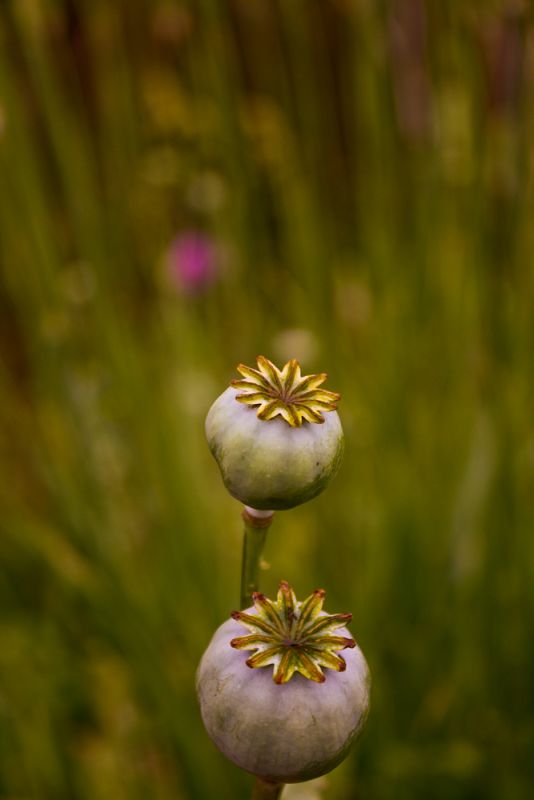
[[197, 581, 370, 784], [205, 357, 344, 510]]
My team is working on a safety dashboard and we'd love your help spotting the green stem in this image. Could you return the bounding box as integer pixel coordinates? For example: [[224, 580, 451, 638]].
[[251, 777, 284, 800], [240, 506, 275, 609]]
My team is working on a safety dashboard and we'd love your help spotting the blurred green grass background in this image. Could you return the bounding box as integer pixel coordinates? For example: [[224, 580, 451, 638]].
[[1, 1, 533, 798]]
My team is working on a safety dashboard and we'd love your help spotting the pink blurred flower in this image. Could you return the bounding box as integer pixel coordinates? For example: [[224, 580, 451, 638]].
[[167, 231, 220, 294]]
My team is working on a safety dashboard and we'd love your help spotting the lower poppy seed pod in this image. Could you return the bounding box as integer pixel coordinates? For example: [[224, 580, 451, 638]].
[[196, 582, 370, 784], [205, 357, 344, 510]]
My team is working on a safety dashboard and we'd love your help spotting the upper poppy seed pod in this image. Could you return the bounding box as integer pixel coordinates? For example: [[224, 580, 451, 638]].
[[196, 581, 370, 784], [205, 357, 344, 510]]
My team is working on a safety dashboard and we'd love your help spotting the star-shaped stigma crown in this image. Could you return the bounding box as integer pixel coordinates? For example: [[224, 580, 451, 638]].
[[230, 581, 355, 684], [230, 356, 340, 427]]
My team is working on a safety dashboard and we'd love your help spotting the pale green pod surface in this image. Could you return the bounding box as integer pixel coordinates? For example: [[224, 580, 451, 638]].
[[196, 582, 370, 784], [205, 387, 343, 509], [205, 357, 344, 510]]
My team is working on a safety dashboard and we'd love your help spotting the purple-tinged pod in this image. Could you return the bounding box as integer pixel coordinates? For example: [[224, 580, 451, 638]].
[[205, 357, 344, 510], [197, 581, 370, 784]]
